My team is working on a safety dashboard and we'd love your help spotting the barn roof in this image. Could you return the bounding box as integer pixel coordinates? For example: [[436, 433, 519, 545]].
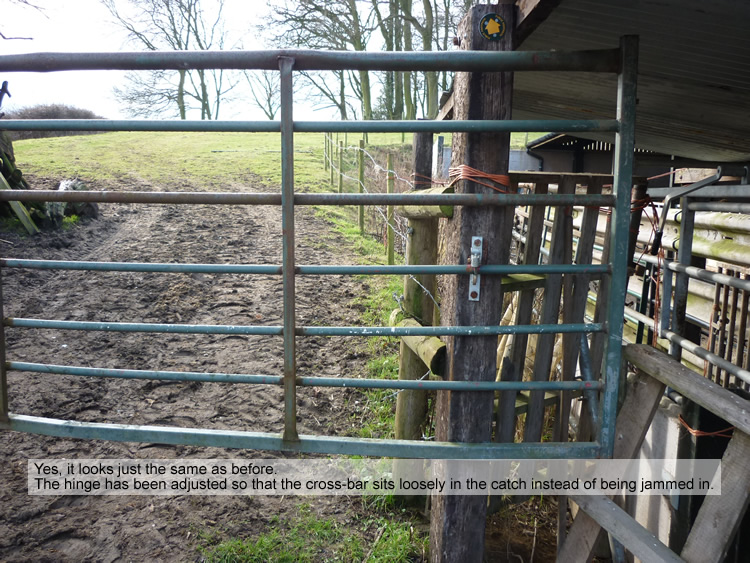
[[514, 0, 750, 163]]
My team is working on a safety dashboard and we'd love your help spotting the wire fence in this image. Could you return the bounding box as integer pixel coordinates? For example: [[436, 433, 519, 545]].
[[323, 133, 410, 254], [322, 133, 441, 316]]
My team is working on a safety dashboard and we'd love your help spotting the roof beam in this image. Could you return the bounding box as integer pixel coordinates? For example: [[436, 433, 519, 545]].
[[516, 0, 563, 46]]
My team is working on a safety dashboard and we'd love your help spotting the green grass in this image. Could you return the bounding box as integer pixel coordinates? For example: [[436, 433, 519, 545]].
[[61, 214, 80, 230], [13, 130, 539, 188], [198, 504, 426, 562]]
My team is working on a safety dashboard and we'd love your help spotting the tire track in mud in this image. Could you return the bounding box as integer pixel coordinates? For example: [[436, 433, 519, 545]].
[[0, 176, 387, 561]]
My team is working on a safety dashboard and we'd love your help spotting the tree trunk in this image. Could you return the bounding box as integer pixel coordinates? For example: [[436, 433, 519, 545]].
[[177, 70, 186, 120], [401, 0, 416, 119]]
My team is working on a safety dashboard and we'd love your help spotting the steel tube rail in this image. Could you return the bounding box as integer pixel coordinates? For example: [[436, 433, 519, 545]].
[[3, 414, 602, 459], [0, 190, 616, 207], [578, 335, 600, 433], [688, 202, 750, 213], [0, 270, 7, 421], [600, 35, 639, 458], [4, 318, 284, 335], [663, 261, 750, 292], [9, 362, 283, 385], [280, 56, 297, 442], [4, 318, 603, 337], [299, 323, 602, 337], [8, 362, 602, 392], [0, 259, 610, 276], [662, 330, 750, 385], [0, 118, 619, 134], [0, 48, 620, 73]]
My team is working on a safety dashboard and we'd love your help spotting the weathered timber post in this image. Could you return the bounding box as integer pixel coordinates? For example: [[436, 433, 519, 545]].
[[386, 153, 395, 265], [430, 4, 515, 562], [358, 139, 365, 236], [324, 134, 329, 171], [329, 134, 335, 188], [395, 132, 437, 441], [338, 140, 344, 194]]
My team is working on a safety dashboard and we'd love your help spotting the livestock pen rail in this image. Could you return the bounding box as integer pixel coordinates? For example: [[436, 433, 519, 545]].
[[0, 39, 637, 459]]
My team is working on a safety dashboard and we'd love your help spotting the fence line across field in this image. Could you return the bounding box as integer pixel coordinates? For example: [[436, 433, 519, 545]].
[[322, 132, 442, 314]]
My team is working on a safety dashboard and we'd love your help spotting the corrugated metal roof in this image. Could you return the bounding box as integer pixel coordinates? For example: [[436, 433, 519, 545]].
[[514, 0, 750, 162]]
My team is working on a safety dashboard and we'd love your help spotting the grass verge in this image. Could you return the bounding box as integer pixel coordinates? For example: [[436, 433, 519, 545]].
[[198, 503, 427, 562]]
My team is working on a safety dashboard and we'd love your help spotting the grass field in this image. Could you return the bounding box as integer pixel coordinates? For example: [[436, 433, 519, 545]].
[[14, 131, 540, 187]]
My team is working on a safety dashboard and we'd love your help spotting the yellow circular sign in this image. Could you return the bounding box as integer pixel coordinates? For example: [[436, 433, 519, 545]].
[[479, 13, 506, 41]]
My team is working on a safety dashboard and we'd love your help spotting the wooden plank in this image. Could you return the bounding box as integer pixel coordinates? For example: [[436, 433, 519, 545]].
[[436, 91, 454, 121], [430, 5, 515, 562], [0, 173, 39, 235], [623, 344, 750, 436], [556, 179, 602, 553], [516, 0, 564, 47], [557, 370, 665, 562], [495, 181, 549, 443], [557, 178, 603, 442], [681, 431, 750, 563], [501, 273, 545, 292], [569, 495, 684, 563], [524, 176, 576, 443]]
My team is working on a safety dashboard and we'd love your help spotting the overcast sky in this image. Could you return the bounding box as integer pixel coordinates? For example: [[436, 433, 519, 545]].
[[1, 0, 333, 120]]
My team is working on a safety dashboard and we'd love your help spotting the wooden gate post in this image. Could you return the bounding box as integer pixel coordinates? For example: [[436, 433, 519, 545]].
[[429, 4, 515, 562], [395, 132, 436, 441]]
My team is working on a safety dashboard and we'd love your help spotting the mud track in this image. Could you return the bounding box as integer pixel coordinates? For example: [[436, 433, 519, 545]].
[[0, 175, 384, 561]]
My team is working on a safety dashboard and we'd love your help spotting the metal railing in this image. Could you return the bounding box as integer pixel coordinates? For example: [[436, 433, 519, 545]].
[[636, 167, 750, 388], [0, 38, 638, 459]]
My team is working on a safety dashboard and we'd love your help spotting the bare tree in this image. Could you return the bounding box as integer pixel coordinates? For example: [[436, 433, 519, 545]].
[[1, 0, 43, 40], [268, 0, 375, 121], [101, 0, 235, 119], [244, 70, 281, 120]]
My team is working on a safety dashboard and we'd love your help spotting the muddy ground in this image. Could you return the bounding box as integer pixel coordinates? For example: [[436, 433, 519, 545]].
[[0, 174, 556, 562]]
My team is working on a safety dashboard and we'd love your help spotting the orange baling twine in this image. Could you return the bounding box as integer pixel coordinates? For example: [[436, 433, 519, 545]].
[[448, 165, 511, 193], [678, 414, 734, 439]]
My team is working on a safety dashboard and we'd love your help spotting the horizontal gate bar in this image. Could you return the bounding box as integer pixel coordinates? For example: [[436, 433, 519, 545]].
[[688, 202, 750, 213], [300, 324, 602, 337], [5, 318, 283, 335], [0, 48, 620, 73], [0, 118, 619, 134], [3, 414, 603, 459], [0, 190, 617, 207], [8, 361, 603, 392], [9, 362, 283, 385], [0, 259, 610, 276], [4, 318, 604, 336]]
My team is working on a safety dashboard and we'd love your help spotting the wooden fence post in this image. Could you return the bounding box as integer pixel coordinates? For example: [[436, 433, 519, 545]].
[[338, 140, 344, 194], [329, 134, 335, 188], [429, 4, 515, 562], [386, 152, 395, 265], [324, 134, 329, 171], [395, 132, 437, 441], [358, 139, 365, 236]]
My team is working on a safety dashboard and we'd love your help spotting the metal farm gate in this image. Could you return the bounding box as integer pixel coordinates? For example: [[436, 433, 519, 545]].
[[0, 38, 637, 459]]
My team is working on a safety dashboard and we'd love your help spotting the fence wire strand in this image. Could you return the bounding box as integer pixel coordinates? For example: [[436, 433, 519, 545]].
[[323, 134, 441, 314]]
